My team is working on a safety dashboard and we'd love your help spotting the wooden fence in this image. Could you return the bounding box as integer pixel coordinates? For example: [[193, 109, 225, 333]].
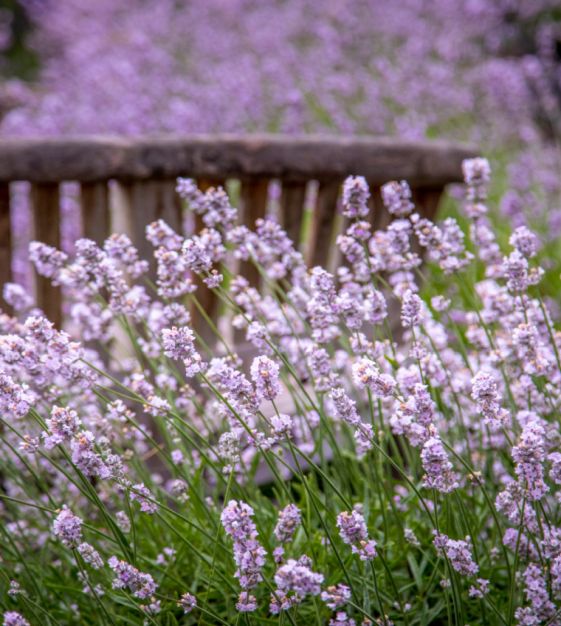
[[0, 134, 476, 331]]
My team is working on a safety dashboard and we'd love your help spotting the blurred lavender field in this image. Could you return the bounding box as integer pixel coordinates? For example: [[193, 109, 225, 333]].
[[1, 0, 561, 270]]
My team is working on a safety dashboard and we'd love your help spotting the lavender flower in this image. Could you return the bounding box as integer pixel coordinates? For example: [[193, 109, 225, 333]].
[[433, 532, 478, 576], [271, 556, 324, 613], [421, 436, 458, 493], [381, 180, 414, 217], [400, 290, 423, 328], [341, 176, 370, 219], [52, 507, 83, 548], [108, 557, 157, 599], [336, 509, 377, 561], [510, 226, 539, 258], [321, 584, 351, 610], [250, 355, 280, 401], [130, 483, 159, 514], [471, 371, 508, 427], [512, 416, 549, 501], [221, 500, 266, 611], [44, 405, 81, 449], [3, 613, 30, 626], [274, 504, 301, 544], [178, 592, 197, 614], [352, 357, 396, 398], [462, 157, 491, 201], [78, 543, 104, 569], [161, 326, 202, 377]]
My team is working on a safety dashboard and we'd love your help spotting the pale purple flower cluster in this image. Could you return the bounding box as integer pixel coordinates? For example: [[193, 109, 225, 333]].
[[274, 504, 301, 544], [2, 613, 29, 626], [250, 355, 280, 402], [341, 176, 370, 219], [462, 157, 491, 201], [516, 564, 556, 625], [130, 483, 158, 514], [512, 416, 548, 501], [220, 500, 266, 612], [161, 326, 202, 377], [471, 371, 508, 427], [108, 557, 157, 599], [420, 436, 459, 494], [270, 555, 324, 614], [178, 592, 197, 614], [433, 532, 478, 577], [381, 180, 414, 217], [336, 509, 377, 561], [352, 357, 396, 399], [77, 543, 104, 569], [400, 290, 423, 328], [52, 506, 83, 548], [321, 584, 351, 610], [44, 405, 81, 449], [0, 372, 34, 419]]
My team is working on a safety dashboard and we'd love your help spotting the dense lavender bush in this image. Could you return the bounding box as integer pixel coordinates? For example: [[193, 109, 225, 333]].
[[3, 0, 561, 266], [0, 157, 560, 624]]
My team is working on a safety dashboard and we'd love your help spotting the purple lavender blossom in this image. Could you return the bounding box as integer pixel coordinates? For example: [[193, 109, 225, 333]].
[[221, 500, 267, 611], [462, 157, 491, 201], [130, 483, 159, 514], [161, 326, 202, 377], [108, 557, 157, 599], [433, 532, 478, 576], [44, 406, 81, 449], [52, 506, 83, 548], [510, 226, 539, 258], [274, 504, 301, 544], [336, 509, 377, 561], [352, 357, 396, 398], [321, 584, 351, 610], [400, 290, 423, 328], [512, 416, 549, 501], [421, 436, 458, 493], [329, 612, 356, 626], [270, 555, 324, 613], [77, 543, 104, 569], [3, 613, 30, 626], [381, 180, 414, 217], [341, 176, 370, 219], [250, 355, 281, 402], [178, 592, 197, 614], [471, 371, 509, 427]]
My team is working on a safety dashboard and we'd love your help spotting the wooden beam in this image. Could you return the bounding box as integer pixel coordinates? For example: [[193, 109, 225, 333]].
[[30, 183, 62, 327], [0, 135, 477, 185], [0, 183, 12, 305]]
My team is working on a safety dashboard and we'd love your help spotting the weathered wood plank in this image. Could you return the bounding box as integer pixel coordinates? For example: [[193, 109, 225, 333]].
[[306, 180, 341, 269], [280, 181, 307, 249], [0, 184, 12, 307], [412, 187, 442, 222], [81, 182, 110, 245], [0, 135, 477, 185], [31, 183, 62, 327], [240, 178, 269, 288]]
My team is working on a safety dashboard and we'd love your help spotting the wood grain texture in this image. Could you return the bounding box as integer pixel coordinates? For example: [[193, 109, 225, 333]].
[[240, 178, 269, 288], [280, 181, 307, 249], [0, 184, 12, 307], [31, 183, 62, 327], [307, 180, 341, 269], [81, 182, 110, 245], [0, 135, 477, 185]]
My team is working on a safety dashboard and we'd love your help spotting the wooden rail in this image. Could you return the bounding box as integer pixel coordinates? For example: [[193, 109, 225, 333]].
[[0, 134, 476, 331]]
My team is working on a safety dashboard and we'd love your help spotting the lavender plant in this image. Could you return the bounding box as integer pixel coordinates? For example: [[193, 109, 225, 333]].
[[0, 158, 560, 625]]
